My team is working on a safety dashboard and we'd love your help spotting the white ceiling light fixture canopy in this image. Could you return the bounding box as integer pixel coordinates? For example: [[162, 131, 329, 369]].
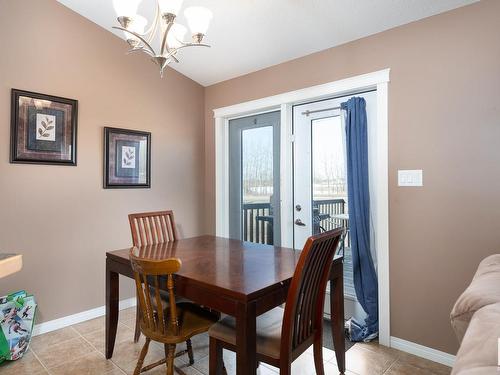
[[112, 0, 212, 77]]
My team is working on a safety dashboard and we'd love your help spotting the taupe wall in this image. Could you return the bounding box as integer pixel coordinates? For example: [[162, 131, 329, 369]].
[[0, 0, 205, 323], [204, 0, 500, 354], [1, 0, 499, 357]]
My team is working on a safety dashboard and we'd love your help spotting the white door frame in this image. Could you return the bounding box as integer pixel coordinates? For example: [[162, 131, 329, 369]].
[[213, 68, 391, 346]]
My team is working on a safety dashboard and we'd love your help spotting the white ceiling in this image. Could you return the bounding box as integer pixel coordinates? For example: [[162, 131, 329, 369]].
[[56, 0, 478, 86]]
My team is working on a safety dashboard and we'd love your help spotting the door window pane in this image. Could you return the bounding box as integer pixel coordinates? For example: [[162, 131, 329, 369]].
[[311, 116, 348, 235], [228, 111, 280, 246], [241, 126, 275, 244], [242, 126, 274, 204]]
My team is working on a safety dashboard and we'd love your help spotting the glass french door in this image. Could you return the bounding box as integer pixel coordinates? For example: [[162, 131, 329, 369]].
[[292, 91, 376, 251], [292, 97, 348, 250], [228, 111, 281, 245]]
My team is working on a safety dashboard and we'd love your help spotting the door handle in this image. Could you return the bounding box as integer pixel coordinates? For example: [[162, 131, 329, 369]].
[[295, 218, 306, 226]]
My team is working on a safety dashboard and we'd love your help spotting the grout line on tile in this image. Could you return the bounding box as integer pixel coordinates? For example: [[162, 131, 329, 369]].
[[75, 326, 100, 352], [73, 318, 106, 336], [29, 348, 52, 374], [381, 359, 398, 374], [106, 366, 127, 375], [40, 336, 99, 371], [75, 325, 127, 374]]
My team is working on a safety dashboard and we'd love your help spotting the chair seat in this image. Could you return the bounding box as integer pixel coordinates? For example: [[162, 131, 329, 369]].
[[142, 302, 220, 344], [208, 307, 284, 359]]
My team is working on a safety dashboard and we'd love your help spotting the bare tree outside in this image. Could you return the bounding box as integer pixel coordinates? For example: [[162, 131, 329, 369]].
[[241, 119, 347, 203], [312, 117, 347, 200], [239, 117, 348, 246], [242, 126, 274, 203]]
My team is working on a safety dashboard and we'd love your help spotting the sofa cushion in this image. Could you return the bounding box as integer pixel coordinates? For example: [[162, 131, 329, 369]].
[[474, 254, 500, 278], [452, 302, 500, 375], [450, 254, 500, 343]]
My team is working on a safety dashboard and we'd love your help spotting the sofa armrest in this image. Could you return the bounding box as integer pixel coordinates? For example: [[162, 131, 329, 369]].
[[450, 254, 500, 343], [452, 302, 500, 375]]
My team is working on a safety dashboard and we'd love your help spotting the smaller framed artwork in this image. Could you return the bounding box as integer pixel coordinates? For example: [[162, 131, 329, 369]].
[[10, 89, 78, 165], [104, 127, 151, 189]]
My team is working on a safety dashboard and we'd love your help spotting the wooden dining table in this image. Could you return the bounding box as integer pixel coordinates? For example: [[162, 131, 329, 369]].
[[105, 235, 345, 375]]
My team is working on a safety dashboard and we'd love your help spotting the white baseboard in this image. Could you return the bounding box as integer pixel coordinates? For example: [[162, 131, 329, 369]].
[[32, 297, 137, 337], [390, 336, 456, 367]]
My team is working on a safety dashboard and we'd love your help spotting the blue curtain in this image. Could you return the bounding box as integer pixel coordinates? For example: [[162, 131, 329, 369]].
[[341, 97, 378, 342]]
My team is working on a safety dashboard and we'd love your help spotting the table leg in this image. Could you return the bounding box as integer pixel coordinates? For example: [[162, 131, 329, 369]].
[[235, 301, 257, 375], [105, 259, 119, 359], [331, 262, 345, 373]]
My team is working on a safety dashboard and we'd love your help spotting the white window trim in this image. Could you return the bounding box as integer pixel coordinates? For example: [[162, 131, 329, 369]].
[[213, 68, 391, 346]]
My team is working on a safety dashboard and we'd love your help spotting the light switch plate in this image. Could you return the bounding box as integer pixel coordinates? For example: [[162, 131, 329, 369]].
[[398, 170, 423, 187]]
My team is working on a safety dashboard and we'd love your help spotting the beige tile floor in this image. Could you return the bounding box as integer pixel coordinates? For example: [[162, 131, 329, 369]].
[[0, 307, 451, 375]]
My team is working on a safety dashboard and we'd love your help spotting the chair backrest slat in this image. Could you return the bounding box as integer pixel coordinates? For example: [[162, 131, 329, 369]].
[[129, 211, 178, 247], [142, 274, 155, 329], [280, 227, 343, 360], [153, 276, 165, 334], [153, 216, 163, 243], [137, 219, 146, 246], [165, 215, 175, 242], [130, 249, 181, 337]]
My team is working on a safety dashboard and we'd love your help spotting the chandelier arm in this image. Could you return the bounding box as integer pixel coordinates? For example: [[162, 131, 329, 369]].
[[175, 43, 211, 50], [161, 48, 179, 63], [127, 46, 155, 58], [168, 53, 180, 63], [160, 21, 174, 57], [112, 26, 157, 56], [144, 3, 161, 45], [144, 4, 159, 39], [161, 43, 210, 62]]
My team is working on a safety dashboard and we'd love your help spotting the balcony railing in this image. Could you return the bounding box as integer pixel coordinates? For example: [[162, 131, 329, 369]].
[[242, 198, 349, 246], [242, 203, 273, 244]]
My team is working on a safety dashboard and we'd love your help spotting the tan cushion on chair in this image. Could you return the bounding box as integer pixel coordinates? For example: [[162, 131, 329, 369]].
[[450, 254, 500, 343], [208, 307, 284, 359], [452, 302, 500, 375]]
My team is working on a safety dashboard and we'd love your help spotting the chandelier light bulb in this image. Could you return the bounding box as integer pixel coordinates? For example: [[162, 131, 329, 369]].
[[129, 15, 148, 34], [158, 0, 185, 16], [184, 6, 213, 36], [166, 23, 187, 49]]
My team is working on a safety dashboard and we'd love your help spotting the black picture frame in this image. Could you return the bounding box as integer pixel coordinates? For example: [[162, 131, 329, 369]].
[[104, 127, 151, 189], [10, 89, 78, 165]]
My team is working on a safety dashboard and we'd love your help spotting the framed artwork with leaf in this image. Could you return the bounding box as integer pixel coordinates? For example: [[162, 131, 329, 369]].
[[10, 89, 78, 165], [104, 127, 151, 189]]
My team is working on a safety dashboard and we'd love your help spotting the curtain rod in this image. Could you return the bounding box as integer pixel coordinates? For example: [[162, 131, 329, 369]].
[[300, 88, 377, 116], [302, 106, 342, 116]]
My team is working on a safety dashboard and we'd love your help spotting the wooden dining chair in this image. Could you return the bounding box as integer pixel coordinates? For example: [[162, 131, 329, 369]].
[[130, 250, 220, 375], [208, 227, 344, 375], [129, 210, 178, 248], [128, 211, 180, 343]]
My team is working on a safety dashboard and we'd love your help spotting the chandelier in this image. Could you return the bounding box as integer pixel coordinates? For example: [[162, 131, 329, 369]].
[[112, 0, 213, 77]]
